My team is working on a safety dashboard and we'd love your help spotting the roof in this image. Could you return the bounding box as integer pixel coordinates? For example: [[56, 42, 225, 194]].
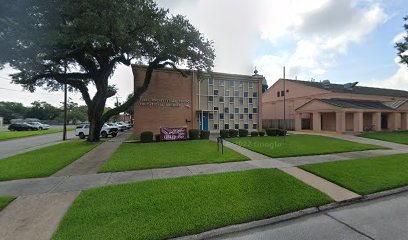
[[316, 99, 408, 110], [287, 79, 408, 98]]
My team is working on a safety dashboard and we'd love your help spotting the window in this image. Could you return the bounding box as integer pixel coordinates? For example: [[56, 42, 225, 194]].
[[220, 80, 224, 86], [229, 97, 234, 102], [248, 98, 253, 104], [253, 124, 257, 129], [244, 124, 248, 129], [280, 90, 284, 97], [249, 114, 253, 119], [239, 98, 243, 104], [214, 124, 218, 130], [253, 92, 258, 97], [244, 92, 248, 97], [225, 90, 230, 96], [219, 113, 224, 119], [209, 79, 213, 85], [240, 114, 244, 119], [277, 92, 280, 97], [224, 107, 229, 113], [234, 90, 239, 97], [230, 114, 234, 119], [239, 81, 243, 87], [225, 124, 229, 130], [249, 82, 253, 88], [244, 108, 248, 113], [235, 124, 239, 129], [214, 107, 219, 111], [235, 108, 239, 113], [253, 108, 258, 113], [219, 96, 224, 103], [209, 113, 213, 119], [214, 90, 218, 96], [208, 96, 213, 102]]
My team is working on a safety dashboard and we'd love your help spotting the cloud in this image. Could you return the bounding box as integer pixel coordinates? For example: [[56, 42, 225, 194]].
[[392, 32, 406, 43]]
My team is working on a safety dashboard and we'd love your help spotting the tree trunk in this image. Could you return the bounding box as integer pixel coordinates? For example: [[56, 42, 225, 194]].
[[87, 92, 108, 142]]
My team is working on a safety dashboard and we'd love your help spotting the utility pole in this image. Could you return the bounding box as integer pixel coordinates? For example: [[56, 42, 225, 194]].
[[283, 66, 286, 144], [63, 63, 68, 141]]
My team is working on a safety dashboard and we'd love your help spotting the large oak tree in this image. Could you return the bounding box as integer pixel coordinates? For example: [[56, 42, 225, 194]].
[[0, 0, 215, 141], [396, 16, 408, 67]]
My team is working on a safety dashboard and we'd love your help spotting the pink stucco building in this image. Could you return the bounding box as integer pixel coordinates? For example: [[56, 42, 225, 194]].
[[262, 79, 408, 133]]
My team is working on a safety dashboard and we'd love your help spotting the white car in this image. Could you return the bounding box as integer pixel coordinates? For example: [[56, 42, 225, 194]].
[[117, 121, 132, 129], [107, 123, 126, 132], [27, 122, 50, 130], [75, 124, 118, 139]]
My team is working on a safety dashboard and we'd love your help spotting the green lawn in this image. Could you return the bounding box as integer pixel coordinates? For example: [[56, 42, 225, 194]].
[[0, 128, 75, 141], [99, 140, 249, 173], [359, 131, 408, 145], [0, 197, 15, 211], [301, 154, 408, 195], [227, 135, 385, 158], [53, 169, 331, 240], [0, 140, 99, 181]]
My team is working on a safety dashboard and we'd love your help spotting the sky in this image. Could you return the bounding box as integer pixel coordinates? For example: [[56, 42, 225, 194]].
[[1, 0, 407, 108]]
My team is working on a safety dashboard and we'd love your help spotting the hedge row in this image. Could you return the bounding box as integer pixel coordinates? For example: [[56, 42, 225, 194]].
[[220, 129, 266, 138]]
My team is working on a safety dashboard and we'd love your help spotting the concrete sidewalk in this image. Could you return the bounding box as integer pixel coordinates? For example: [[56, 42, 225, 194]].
[[52, 131, 132, 176]]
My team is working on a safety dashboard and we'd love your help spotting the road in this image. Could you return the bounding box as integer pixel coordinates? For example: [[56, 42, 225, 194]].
[[213, 191, 408, 240], [0, 131, 76, 159]]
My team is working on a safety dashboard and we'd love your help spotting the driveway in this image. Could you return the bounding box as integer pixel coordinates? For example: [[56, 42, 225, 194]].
[[213, 191, 408, 240], [0, 131, 76, 159]]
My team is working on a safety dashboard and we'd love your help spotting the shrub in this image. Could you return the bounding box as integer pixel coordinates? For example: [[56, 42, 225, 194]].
[[259, 131, 265, 136], [155, 134, 161, 142], [228, 129, 238, 138], [251, 131, 259, 137], [140, 131, 154, 143], [220, 129, 229, 138], [266, 128, 287, 136], [200, 130, 210, 139], [189, 129, 200, 140], [239, 129, 248, 137]]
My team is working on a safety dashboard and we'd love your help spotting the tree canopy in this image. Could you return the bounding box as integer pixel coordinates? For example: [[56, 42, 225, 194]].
[[396, 16, 408, 67], [0, 0, 215, 141]]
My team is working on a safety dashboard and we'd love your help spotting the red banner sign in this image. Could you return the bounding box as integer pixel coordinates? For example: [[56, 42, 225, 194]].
[[160, 127, 187, 141]]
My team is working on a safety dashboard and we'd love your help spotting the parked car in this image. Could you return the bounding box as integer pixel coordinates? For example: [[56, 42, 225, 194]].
[[27, 122, 50, 130], [117, 121, 132, 129], [75, 124, 118, 139], [111, 122, 127, 132], [8, 123, 38, 131], [106, 123, 126, 132]]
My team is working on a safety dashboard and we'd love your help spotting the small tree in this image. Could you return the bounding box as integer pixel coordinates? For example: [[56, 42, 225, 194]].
[[0, 0, 215, 141], [396, 16, 408, 67]]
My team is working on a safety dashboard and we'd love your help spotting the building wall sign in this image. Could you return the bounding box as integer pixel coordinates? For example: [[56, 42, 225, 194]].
[[138, 98, 191, 108], [160, 127, 187, 141]]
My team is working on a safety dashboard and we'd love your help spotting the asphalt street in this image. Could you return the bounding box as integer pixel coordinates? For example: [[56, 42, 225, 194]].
[[213, 191, 408, 240], [0, 130, 76, 159]]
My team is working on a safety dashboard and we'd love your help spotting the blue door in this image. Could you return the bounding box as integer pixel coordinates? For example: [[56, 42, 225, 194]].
[[200, 112, 209, 130]]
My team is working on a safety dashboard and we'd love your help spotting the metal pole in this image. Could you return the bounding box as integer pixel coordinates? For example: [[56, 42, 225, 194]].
[[63, 63, 67, 141], [283, 66, 286, 144]]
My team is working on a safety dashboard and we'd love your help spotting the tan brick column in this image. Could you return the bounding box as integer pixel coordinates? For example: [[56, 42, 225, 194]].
[[402, 113, 408, 130], [372, 112, 381, 131], [295, 112, 302, 131], [312, 112, 321, 131], [388, 113, 400, 131], [353, 112, 364, 132], [336, 111, 346, 133]]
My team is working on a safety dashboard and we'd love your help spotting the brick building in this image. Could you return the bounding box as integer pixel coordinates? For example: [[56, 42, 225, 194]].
[[133, 65, 265, 137], [262, 79, 408, 133]]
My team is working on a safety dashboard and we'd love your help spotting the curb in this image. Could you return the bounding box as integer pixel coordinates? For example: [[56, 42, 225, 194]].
[[172, 185, 408, 240]]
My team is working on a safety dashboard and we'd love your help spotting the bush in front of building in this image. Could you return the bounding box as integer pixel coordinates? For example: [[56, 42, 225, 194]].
[[140, 131, 154, 143], [259, 131, 265, 136], [239, 129, 248, 137], [220, 130, 229, 138], [155, 134, 161, 142], [189, 129, 200, 140], [251, 131, 259, 137], [266, 128, 287, 136], [200, 130, 210, 139], [228, 129, 238, 138]]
